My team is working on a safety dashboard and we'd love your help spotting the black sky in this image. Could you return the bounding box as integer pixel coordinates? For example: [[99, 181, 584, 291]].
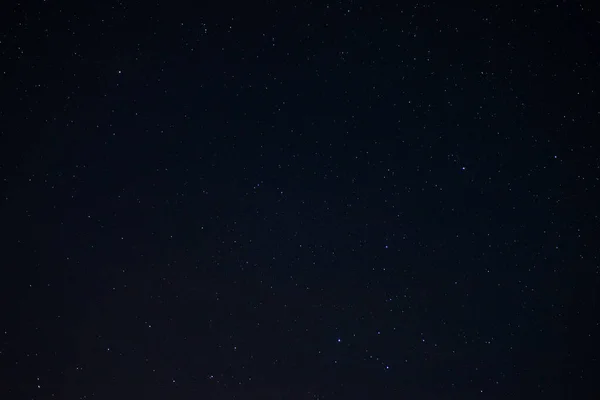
[[1, 1, 599, 399]]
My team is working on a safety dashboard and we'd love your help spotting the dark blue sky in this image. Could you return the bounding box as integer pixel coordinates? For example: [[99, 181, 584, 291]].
[[1, 1, 598, 398]]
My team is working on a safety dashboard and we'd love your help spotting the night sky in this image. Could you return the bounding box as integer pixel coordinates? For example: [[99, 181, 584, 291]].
[[1, 1, 599, 399]]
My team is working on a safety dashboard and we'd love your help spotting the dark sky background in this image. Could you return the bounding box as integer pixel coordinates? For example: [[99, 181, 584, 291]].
[[1, 1, 599, 399]]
